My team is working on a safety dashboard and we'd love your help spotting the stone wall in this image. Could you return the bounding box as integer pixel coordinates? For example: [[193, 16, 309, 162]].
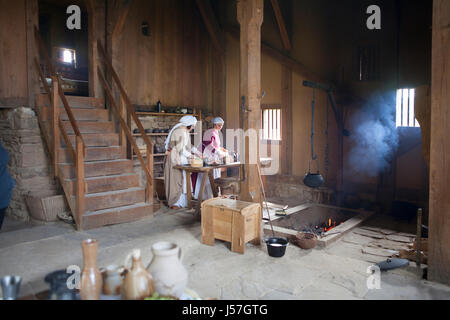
[[265, 175, 335, 205], [0, 107, 58, 221]]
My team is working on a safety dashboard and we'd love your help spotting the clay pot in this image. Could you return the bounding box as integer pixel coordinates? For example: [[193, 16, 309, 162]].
[[80, 239, 103, 300], [296, 232, 318, 250], [102, 265, 123, 296], [121, 249, 155, 300], [146, 242, 188, 299]]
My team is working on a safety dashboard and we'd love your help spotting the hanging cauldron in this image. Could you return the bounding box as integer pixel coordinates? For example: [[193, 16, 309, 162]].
[[303, 87, 324, 189], [303, 160, 324, 189]]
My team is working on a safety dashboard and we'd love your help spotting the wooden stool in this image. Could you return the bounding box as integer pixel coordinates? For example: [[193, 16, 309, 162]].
[[201, 198, 261, 254]]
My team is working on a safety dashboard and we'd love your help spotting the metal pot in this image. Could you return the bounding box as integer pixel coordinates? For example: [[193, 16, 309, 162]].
[[303, 160, 324, 189], [265, 238, 288, 258]]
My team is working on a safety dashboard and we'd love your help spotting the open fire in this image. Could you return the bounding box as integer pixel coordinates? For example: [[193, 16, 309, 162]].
[[302, 218, 343, 237]]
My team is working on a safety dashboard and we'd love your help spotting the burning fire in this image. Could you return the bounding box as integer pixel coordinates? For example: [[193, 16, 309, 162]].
[[314, 218, 341, 234]]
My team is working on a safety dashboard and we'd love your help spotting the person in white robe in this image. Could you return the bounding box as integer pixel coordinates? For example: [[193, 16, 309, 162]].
[[164, 115, 201, 209]]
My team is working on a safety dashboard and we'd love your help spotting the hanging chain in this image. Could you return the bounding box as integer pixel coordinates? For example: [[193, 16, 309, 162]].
[[325, 95, 330, 186]]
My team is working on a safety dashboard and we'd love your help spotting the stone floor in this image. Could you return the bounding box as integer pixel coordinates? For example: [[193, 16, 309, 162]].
[[1, 204, 450, 300]]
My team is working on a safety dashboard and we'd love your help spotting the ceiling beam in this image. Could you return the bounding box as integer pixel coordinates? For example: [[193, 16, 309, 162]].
[[270, 0, 291, 51], [196, 0, 225, 55], [225, 25, 324, 82]]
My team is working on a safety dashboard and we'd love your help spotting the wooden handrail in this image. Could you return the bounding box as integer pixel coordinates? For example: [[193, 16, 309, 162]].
[[34, 25, 86, 155], [97, 67, 153, 184], [59, 118, 77, 164], [96, 40, 153, 152], [34, 25, 86, 228], [34, 26, 55, 76], [34, 58, 51, 101]]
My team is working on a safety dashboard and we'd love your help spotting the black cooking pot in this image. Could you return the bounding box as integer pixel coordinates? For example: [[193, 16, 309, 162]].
[[303, 172, 324, 189], [265, 237, 289, 258]]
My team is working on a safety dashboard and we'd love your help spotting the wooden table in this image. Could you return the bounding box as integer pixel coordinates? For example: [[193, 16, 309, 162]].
[[174, 162, 243, 214]]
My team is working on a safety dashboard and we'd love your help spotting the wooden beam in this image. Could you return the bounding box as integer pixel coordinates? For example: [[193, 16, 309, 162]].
[[270, 0, 291, 51], [112, 0, 132, 39], [281, 65, 292, 175], [237, 0, 264, 204], [428, 0, 450, 285], [26, 0, 39, 108], [196, 0, 225, 55], [225, 25, 325, 83]]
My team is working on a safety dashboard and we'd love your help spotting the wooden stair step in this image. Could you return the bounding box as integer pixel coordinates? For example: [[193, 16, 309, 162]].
[[58, 146, 123, 163], [62, 133, 119, 148], [82, 203, 156, 230], [65, 173, 140, 195], [84, 188, 146, 212], [36, 94, 104, 109], [42, 106, 109, 121], [59, 159, 134, 179], [62, 121, 115, 134]]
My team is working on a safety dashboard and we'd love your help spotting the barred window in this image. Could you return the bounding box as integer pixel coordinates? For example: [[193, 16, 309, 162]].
[[261, 107, 281, 141]]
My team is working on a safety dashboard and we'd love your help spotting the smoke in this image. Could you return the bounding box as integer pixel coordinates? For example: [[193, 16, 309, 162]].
[[347, 92, 398, 178]]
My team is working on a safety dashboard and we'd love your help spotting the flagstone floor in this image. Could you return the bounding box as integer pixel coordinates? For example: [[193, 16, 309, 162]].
[[1, 204, 449, 300]]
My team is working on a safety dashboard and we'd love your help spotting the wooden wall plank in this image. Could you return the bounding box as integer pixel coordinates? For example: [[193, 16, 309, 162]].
[[0, 0, 28, 103], [26, 0, 39, 108], [115, 0, 210, 109], [428, 0, 450, 285]]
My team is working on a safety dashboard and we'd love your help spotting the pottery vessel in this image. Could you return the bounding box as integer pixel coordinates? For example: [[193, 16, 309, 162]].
[[146, 242, 188, 298], [44, 270, 77, 300], [102, 265, 123, 296], [80, 239, 102, 300], [1, 276, 22, 300], [122, 249, 155, 300]]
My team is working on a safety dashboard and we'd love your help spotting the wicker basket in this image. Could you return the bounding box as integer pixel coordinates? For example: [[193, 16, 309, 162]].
[[296, 232, 318, 250]]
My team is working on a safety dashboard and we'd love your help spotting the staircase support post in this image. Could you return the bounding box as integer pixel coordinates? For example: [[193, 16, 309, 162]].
[[51, 76, 59, 178], [146, 147, 154, 205], [76, 136, 86, 230]]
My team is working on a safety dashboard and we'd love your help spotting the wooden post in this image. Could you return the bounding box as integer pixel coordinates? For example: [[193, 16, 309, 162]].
[[51, 76, 59, 177], [76, 136, 85, 230], [428, 0, 450, 285], [119, 95, 127, 157], [26, 0, 39, 108], [237, 0, 264, 204], [281, 66, 292, 175], [146, 147, 154, 205]]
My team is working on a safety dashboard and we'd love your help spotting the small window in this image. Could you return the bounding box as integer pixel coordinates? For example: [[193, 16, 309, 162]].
[[354, 45, 380, 81], [261, 107, 281, 141], [396, 88, 420, 128], [53, 47, 77, 68]]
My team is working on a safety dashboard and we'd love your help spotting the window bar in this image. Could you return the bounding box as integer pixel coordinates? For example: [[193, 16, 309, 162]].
[[402, 89, 409, 127], [409, 89, 415, 127], [396, 89, 402, 127]]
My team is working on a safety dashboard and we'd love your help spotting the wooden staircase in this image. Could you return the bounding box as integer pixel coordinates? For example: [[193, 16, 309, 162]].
[[35, 94, 156, 230], [33, 26, 157, 230]]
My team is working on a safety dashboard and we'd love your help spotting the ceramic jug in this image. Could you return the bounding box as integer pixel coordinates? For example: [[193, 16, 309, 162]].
[[121, 249, 155, 300], [146, 242, 188, 298], [80, 239, 102, 300], [102, 265, 123, 296]]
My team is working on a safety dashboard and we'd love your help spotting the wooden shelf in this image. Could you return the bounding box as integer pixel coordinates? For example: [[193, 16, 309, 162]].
[[133, 133, 168, 137], [137, 112, 199, 117], [133, 153, 166, 159], [133, 133, 197, 137]]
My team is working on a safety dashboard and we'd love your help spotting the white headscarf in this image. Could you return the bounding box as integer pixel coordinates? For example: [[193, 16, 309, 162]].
[[212, 117, 224, 125], [165, 115, 198, 151]]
